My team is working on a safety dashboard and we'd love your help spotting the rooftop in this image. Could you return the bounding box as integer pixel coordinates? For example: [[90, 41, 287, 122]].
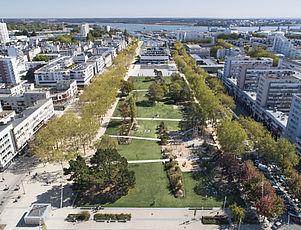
[[12, 98, 52, 128]]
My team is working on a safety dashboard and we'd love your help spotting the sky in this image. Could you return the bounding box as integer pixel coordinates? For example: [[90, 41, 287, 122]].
[[2, 0, 301, 18]]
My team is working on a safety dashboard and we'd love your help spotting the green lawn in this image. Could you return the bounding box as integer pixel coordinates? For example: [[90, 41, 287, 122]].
[[114, 91, 182, 119], [106, 119, 180, 138], [107, 163, 225, 208], [131, 76, 171, 90], [116, 139, 162, 161], [134, 120, 180, 138], [106, 120, 122, 136]]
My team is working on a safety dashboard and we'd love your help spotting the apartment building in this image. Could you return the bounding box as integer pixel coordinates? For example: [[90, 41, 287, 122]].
[[87, 56, 105, 75], [184, 44, 210, 57], [237, 68, 295, 92], [12, 98, 54, 151], [273, 35, 301, 58], [286, 94, 301, 153], [255, 75, 301, 114], [50, 80, 78, 110], [0, 56, 21, 85], [278, 58, 301, 73], [224, 56, 274, 79], [81, 23, 89, 37], [0, 90, 50, 112], [70, 63, 94, 87], [140, 47, 170, 64], [0, 124, 16, 170], [217, 48, 241, 59], [0, 98, 54, 170], [0, 22, 10, 47]]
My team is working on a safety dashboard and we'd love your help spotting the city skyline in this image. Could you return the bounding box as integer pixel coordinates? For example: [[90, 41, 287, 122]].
[[2, 0, 301, 18]]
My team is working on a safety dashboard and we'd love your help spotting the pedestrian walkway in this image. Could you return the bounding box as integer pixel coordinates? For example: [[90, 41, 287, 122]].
[[109, 135, 161, 141], [132, 89, 148, 92], [110, 117, 184, 121], [128, 157, 199, 164]]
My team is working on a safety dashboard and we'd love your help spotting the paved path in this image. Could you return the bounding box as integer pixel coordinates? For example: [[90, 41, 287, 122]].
[[110, 117, 183, 121], [109, 135, 161, 141], [83, 41, 144, 157], [128, 158, 199, 164], [132, 89, 148, 92]]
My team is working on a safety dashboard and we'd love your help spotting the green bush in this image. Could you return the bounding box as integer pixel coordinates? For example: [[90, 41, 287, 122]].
[[94, 213, 131, 221], [66, 211, 90, 222], [202, 216, 229, 225]]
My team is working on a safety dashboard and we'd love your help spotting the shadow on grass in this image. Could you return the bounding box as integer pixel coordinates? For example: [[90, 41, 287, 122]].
[[136, 100, 153, 107], [107, 120, 122, 129]]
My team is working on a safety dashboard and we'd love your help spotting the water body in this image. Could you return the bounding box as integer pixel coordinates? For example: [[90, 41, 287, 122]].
[[89, 23, 301, 33]]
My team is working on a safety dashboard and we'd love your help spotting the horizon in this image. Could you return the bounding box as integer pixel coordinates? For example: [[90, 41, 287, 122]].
[[2, 0, 301, 18]]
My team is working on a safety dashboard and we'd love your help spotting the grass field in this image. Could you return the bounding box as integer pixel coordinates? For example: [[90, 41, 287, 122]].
[[114, 92, 182, 119], [107, 119, 180, 138], [131, 76, 171, 90], [107, 163, 225, 208], [116, 139, 162, 161], [134, 120, 180, 138]]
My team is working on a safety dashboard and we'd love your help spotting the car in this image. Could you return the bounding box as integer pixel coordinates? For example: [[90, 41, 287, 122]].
[[272, 221, 282, 230]]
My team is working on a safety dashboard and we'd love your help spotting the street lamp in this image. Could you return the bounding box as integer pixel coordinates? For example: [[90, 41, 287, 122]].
[[223, 196, 227, 209], [60, 184, 64, 209]]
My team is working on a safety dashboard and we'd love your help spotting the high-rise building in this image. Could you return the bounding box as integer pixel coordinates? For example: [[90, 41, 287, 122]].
[[286, 94, 301, 154], [224, 56, 273, 79], [237, 68, 295, 92], [273, 35, 301, 58], [255, 75, 301, 114], [0, 56, 21, 85], [81, 23, 89, 37], [0, 22, 10, 47]]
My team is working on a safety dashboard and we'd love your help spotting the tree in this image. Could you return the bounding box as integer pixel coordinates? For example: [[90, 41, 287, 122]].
[[210, 45, 223, 58], [64, 149, 136, 204], [87, 32, 95, 41], [181, 102, 206, 131], [147, 83, 164, 104], [217, 33, 239, 40], [127, 95, 137, 122], [118, 102, 130, 121], [154, 69, 164, 84], [217, 119, 248, 157], [90, 148, 136, 196], [94, 135, 118, 150], [169, 82, 182, 103], [120, 80, 134, 96], [275, 138, 299, 167], [76, 117, 98, 155], [255, 194, 284, 219], [230, 202, 245, 223], [216, 153, 240, 189], [219, 94, 236, 110], [33, 54, 50, 62], [161, 133, 168, 145], [247, 47, 279, 66]]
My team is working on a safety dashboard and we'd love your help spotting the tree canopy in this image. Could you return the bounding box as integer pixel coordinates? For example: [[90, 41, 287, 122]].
[[64, 148, 135, 204]]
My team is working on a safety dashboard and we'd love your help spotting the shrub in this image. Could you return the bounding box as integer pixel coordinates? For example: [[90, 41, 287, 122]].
[[66, 211, 90, 222], [94, 213, 131, 221], [202, 216, 229, 225]]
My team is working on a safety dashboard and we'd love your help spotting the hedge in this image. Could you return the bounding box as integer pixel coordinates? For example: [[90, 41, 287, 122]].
[[94, 213, 131, 221], [202, 216, 229, 225]]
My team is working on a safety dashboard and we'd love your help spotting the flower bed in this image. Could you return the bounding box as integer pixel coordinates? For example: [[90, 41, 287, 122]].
[[94, 213, 131, 221], [165, 160, 185, 198], [202, 216, 229, 225]]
